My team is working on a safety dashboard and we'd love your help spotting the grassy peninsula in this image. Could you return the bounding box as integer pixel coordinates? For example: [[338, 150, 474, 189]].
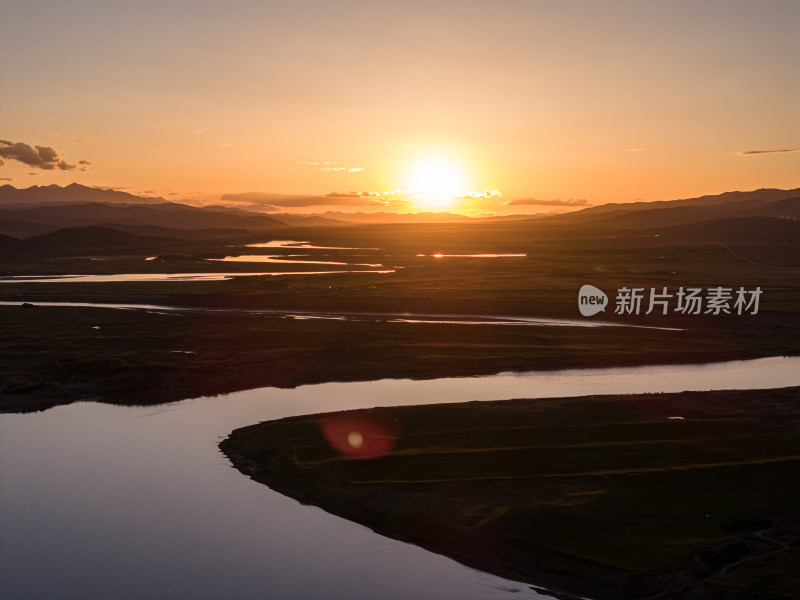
[[221, 386, 800, 600]]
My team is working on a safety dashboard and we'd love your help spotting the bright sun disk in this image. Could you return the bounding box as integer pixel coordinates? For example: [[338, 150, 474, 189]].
[[406, 157, 467, 209]]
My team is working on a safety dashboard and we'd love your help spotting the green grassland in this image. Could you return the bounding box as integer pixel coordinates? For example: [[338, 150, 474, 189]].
[[221, 386, 800, 600]]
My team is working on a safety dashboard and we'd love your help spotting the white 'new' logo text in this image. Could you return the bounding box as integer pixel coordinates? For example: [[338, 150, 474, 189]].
[[578, 285, 608, 316]]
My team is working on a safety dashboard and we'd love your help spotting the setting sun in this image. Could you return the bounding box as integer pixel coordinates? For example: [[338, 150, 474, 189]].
[[405, 157, 468, 209]]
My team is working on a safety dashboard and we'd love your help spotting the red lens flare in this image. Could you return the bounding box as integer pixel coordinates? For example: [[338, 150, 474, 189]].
[[317, 414, 401, 460]]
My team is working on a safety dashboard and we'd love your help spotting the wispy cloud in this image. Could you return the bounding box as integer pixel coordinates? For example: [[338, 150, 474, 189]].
[[325, 191, 381, 198], [220, 191, 384, 208], [322, 166, 363, 172], [0, 177, 13, 181], [457, 189, 503, 200], [297, 160, 363, 173], [738, 148, 800, 155], [91, 185, 130, 191], [0, 139, 92, 171], [506, 198, 590, 207]]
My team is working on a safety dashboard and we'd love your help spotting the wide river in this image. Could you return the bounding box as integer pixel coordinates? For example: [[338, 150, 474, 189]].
[[2, 356, 799, 600]]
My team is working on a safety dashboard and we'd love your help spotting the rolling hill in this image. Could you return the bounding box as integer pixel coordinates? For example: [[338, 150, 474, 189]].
[[25, 225, 184, 251], [0, 199, 287, 239], [548, 188, 800, 229]]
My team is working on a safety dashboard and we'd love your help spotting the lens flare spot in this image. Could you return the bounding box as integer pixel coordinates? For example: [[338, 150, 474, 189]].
[[347, 430, 364, 448], [317, 413, 403, 460]]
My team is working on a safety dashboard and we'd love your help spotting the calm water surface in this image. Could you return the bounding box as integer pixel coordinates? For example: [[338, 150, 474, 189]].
[[245, 240, 379, 250], [210, 254, 385, 267], [2, 357, 799, 600]]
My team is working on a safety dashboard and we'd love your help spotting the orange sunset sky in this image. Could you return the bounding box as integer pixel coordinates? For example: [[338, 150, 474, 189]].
[[1, 0, 798, 215]]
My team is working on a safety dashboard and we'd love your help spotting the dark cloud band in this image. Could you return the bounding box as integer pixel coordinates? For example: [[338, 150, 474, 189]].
[[738, 148, 800, 155], [0, 139, 91, 171], [221, 191, 384, 208]]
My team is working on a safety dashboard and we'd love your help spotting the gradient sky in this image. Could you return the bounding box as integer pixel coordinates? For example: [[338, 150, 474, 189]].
[[1, 0, 798, 214]]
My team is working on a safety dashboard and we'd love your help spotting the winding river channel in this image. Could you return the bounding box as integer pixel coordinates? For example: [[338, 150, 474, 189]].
[[0, 300, 680, 331], [2, 355, 799, 599]]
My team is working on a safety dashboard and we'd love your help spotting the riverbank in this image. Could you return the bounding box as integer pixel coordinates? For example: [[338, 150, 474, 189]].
[[2, 302, 799, 413], [220, 386, 800, 600]]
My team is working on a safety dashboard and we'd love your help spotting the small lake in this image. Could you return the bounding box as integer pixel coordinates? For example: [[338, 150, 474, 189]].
[[210, 255, 385, 267], [245, 240, 379, 250], [2, 356, 799, 600]]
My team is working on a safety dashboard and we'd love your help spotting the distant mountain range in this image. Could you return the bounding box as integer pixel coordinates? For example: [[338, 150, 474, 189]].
[[0, 182, 168, 206], [0, 184, 797, 258], [0, 201, 288, 234], [312, 211, 544, 224], [548, 187, 800, 228], [0, 184, 289, 239]]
